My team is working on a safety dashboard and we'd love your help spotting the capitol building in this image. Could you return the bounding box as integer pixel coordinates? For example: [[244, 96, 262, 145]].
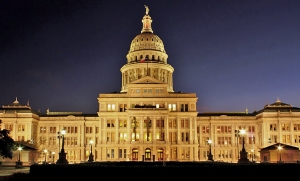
[[1, 7, 300, 165]]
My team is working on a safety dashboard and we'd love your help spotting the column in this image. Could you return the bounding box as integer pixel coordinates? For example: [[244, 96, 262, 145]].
[[153, 117, 156, 143]]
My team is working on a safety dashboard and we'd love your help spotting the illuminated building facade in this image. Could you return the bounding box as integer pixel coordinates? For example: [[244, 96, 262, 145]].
[[1, 7, 300, 165]]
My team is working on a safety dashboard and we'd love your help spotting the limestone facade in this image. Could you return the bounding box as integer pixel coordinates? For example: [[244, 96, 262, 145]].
[[1, 7, 300, 164]]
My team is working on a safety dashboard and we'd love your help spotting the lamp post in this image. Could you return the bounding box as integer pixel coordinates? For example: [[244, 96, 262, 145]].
[[278, 145, 283, 163], [18, 146, 22, 162], [52, 151, 55, 163], [56, 129, 68, 164], [238, 129, 249, 163], [57, 131, 63, 153], [251, 149, 254, 162], [207, 139, 214, 161], [15, 146, 23, 168], [88, 140, 94, 162], [235, 130, 240, 161], [44, 149, 48, 164]]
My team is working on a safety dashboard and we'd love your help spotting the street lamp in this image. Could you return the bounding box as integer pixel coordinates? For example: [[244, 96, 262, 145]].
[[15, 146, 23, 169], [56, 129, 68, 164], [44, 149, 48, 164], [238, 129, 249, 163], [52, 151, 55, 163], [17, 146, 22, 162], [278, 145, 283, 163], [207, 139, 214, 161], [57, 131, 63, 153], [235, 130, 240, 160], [88, 140, 94, 162]]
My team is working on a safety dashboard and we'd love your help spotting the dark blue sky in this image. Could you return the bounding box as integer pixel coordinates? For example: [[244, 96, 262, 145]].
[[1, 0, 300, 113]]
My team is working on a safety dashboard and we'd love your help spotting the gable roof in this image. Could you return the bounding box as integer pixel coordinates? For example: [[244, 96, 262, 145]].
[[260, 143, 299, 151]]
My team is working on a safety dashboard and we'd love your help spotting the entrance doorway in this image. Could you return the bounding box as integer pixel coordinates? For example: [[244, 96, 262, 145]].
[[132, 148, 138, 161], [145, 148, 151, 161]]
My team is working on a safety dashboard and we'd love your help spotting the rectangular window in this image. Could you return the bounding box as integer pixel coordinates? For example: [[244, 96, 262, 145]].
[[85, 127, 92, 133], [40, 127, 46, 133], [18, 125, 25, 132], [180, 104, 188, 112], [185, 119, 189, 128], [107, 104, 116, 111], [270, 124, 277, 131]]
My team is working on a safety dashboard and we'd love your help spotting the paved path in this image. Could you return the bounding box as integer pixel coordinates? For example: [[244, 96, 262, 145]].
[[0, 166, 30, 177]]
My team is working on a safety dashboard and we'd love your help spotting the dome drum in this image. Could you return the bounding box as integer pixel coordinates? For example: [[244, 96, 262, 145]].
[[126, 51, 168, 63]]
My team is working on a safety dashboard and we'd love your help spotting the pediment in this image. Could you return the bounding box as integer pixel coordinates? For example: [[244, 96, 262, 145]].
[[129, 76, 166, 84]]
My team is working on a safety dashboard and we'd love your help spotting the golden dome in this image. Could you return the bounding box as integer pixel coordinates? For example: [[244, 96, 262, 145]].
[[126, 6, 168, 63], [128, 33, 166, 54]]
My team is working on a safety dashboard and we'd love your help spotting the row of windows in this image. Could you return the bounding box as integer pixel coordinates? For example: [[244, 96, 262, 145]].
[[106, 103, 189, 111], [198, 126, 255, 134], [3, 124, 25, 132], [270, 124, 300, 131]]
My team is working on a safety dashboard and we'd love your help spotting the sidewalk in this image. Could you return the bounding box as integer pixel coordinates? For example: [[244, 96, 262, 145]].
[[0, 166, 30, 177]]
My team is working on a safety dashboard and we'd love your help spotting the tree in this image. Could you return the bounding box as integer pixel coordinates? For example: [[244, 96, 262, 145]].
[[0, 120, 16, 159]]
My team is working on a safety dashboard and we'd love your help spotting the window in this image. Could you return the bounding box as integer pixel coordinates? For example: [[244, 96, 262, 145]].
[[96, 127, 99, 133], [184, 119, 189, 128], [119, 132, 128, 142], [202, 126, 210, 134], [49, 137, 57, 145], [50, 127, 56, 133], [282, 135, 291, 144], [294, 124, 300, 131], [5, 124, 13, 131], [40, 127, 46, 133], [181, 132, 189, 142], [107, 104, 116, 111], [294, 135, 300, 143], [131, 133, 139, 141], [169, 132, 177, 142], [168, 119, 176, 128], [119, 104, 127, 112], [270, 135, 277, 143], [217, 137, 232, 145], [131, 119, 139, 128], [248, 135, 255, 144], [248, 126, 255, 133], [168, 104, 176, 111], [180, 104, 188, 112], [18, 125, 25, 132], [281, 124, 290, 131], [217, 150, 232, 159], [156, 120, 164, 128], [85, 127, 92, 133], [181, 148, 190, 159], [107, 120, 115, 128], [201, 137, 208, 145], [107, 132, 115, 142], [270, 124, 277, 131], [216, 126, 232, 133], [64, 126, 77, 133]]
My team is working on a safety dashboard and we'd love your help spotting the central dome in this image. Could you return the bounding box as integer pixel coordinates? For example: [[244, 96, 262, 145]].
[[128, 33, 166, 54], [126, 7, 168, 63]]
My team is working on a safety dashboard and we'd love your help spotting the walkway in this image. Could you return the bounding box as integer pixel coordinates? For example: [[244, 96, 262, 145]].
[[0, 166, 30, 178]]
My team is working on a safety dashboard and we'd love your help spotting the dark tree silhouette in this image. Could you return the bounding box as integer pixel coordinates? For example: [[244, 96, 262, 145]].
[[0, 120, 16, 159]]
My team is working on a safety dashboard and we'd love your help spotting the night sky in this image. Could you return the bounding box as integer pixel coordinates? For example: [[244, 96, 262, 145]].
[[1, 0, 300, 114]]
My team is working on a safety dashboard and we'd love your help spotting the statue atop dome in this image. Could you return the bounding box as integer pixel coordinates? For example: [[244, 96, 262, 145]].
[[141, 5, 153, 33], [144, 5, 149, 15]]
